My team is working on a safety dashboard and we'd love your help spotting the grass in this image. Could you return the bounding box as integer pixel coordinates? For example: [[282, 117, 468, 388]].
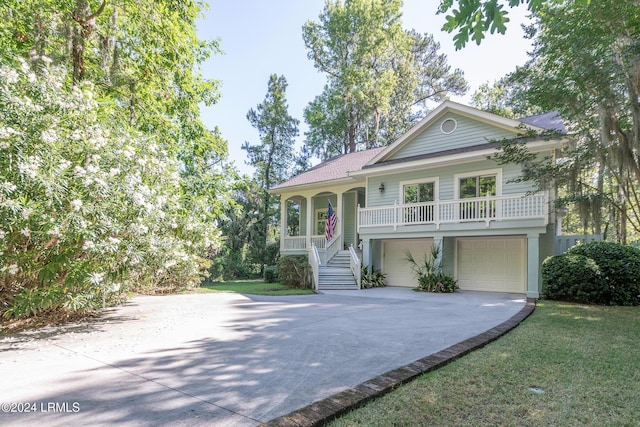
[[330, 301, 640, 427], [198, 279, 315, 296]]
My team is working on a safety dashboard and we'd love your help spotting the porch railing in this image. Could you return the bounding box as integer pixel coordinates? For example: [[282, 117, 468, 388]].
[[283, 234, 341, 252], [358, 193, 548, 230], [311, 235, 328, 249], [283, 236, 307, 250]]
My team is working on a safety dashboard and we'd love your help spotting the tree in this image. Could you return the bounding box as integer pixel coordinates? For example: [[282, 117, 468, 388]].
[[492, 0, 640, 243], [0, 0, 230, 319], [438, 0, 588, 49], [303, 0, 467, 159], [242, 74, 300, 269], [0, 64, 221, 318], [470, 77, 541, 118], [210, 176, 265, 280], [0, 0, 223, 162]]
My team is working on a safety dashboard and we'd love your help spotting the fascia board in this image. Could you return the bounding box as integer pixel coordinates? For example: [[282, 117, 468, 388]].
[[268, 176, 363, 195]]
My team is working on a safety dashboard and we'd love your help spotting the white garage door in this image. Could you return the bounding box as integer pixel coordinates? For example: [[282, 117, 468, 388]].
[[383, 239, 433, 287], [456, 237, 526, 293]]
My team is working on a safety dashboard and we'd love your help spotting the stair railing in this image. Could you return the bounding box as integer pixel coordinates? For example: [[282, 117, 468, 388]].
[[324, 233, 342, 264], [309, 243, 321, 291], [348, 244, 361, 289]]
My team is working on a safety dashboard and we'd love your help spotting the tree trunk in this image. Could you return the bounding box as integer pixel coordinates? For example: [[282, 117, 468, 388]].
[[72, 0, 108, 84], [348, 109, 357, 153], [594, 155, 604, 235], [129, 80, 136, 125], [72, 0, 90, 84]]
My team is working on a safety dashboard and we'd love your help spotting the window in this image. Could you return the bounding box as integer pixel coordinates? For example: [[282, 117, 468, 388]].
[[315, 209, 326, 235], [402, 181, 436, 223], [459, 175, 496, 199], [457, 173, 498, 220], [403, 182, 435, 204]]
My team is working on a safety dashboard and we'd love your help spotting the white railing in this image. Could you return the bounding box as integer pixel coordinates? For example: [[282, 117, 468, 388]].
[[324, 233, 342, 265], [358, 193, 548, 230], [349, 244, 361, 289], [311, 235, 328, 249], [283, 235, 334, 251], [309, 243, 321, 291], [283, 236, 307, 250]]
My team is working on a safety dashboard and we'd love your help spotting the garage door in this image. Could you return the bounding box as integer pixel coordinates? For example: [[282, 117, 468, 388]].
[[456, 237, 526, 293], [383, 239, 433, 287]]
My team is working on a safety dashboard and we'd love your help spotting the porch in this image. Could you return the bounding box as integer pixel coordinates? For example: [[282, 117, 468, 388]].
[[281, 193, 549, 251], [358, 193, 549, 231]]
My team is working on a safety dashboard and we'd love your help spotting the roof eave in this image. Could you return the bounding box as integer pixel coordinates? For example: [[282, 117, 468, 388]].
[[268, 176, 363, 195]]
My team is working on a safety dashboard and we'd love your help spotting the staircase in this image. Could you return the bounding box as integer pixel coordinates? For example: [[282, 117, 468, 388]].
[[317, 250, 359, 290]]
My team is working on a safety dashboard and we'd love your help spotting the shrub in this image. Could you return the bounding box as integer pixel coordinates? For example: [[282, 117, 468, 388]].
[[418, 272, 458, 293], [542, 242, 640, 306], [276, 255, 312, 289], [361, 266, 386, 288], [541, 254, 603, 304], [264, 265, 278, 283], [0, 61, 220, 319], [567, 242, 640, 306], [404, 244, 458, 293]]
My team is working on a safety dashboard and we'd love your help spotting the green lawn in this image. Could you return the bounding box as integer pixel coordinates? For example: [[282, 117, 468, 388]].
[[198, 279, 315, 296], [330, 301, 640, 427]]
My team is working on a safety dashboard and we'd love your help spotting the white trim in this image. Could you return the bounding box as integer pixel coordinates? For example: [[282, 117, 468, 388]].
[[453, 168, 503, 199], [399, 177, 439, 204]]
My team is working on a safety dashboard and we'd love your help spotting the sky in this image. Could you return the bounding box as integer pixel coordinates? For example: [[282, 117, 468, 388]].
[[196, 1, 534, 175]]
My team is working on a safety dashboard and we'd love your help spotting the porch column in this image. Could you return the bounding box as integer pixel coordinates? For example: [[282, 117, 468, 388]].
[[280, 197, 287, 251], [527, 234, 540, 299], [361, 238, 372, 273], [306, 195, 314, 250]]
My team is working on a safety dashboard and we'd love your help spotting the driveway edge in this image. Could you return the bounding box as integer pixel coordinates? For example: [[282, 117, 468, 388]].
[[260, 298, 536, 427]]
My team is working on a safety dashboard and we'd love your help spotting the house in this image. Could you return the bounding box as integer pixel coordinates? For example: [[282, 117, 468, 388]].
[[269, 101, 567, 298]]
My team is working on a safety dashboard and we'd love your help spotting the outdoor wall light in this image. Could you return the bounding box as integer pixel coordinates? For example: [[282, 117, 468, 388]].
[[378, 182, 385, 193]]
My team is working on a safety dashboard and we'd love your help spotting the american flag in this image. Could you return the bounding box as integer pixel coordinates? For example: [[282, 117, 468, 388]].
[[325, 201, 337, 241]]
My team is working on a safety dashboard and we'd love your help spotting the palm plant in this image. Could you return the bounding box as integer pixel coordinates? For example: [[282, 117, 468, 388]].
[[404, 244, 458, 293]]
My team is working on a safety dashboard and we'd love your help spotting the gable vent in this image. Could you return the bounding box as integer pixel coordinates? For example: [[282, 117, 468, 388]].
[[440, 118, 457, 134]]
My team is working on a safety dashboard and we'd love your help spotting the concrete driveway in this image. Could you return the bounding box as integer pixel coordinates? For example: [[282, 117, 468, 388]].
[[0, 288, 526, 426]]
